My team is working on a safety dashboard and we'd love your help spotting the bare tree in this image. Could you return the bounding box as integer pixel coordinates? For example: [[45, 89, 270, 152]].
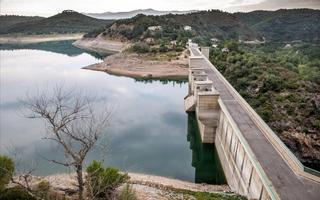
[[24, 86, 111, 200]]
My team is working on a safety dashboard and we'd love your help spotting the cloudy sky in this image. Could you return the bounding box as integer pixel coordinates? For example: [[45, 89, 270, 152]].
[[1, 0, 319, 16]]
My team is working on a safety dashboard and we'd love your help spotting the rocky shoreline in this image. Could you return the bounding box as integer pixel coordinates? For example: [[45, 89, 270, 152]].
[[73, 37, 129, 54], [73, 36, 189, 79], [83, 52, 188, 79], [11, 172, 231, 200]]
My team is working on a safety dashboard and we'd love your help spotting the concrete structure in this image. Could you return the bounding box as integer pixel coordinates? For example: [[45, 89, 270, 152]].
[[200, 47, 210, 59], [184, 43, 320, 200], [147, 26, 162, 31], [211, 38, 219, 42], [221, 47, 229, 53], [184, 26, 192, 31]]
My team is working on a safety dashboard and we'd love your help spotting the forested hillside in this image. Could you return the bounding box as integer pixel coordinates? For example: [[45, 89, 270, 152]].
[[88, 10, 260, 42], [86, 9, 320, 44], [0, 10, 114, 35], [0, 15, 44, 34], [235, 9, 320, 42]]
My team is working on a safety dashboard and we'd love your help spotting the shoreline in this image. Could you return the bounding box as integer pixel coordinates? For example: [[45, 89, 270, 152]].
[[0, 34, 84, 44], [83, 51, 189, 79], [73, 37, 130, 55], [73, 37, 189, 79], [13, 172, 231, 199], [128, 173, 229, 193]]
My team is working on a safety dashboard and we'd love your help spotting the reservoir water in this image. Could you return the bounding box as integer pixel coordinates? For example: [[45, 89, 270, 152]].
[[0, 41, 225, 184]]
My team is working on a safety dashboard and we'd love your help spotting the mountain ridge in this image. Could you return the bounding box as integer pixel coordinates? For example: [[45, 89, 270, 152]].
[[83, 8, 198, 19], [0, 10, 114, 35]]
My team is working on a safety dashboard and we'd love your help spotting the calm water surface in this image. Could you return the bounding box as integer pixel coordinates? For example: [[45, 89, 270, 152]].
[[0, 41, 225, 184]]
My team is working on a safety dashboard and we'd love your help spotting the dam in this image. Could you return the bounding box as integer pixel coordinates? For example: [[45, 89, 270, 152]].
[[184, 43, 320, 200]]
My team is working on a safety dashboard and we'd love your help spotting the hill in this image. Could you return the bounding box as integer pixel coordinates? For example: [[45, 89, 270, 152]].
[[85, 9, 320, 44], [0, 15, 44, 34], [87, 10, 260, 43], [0, 10, 114, 35], [235, 9, 320, 42], [84, 8, 197, 19]]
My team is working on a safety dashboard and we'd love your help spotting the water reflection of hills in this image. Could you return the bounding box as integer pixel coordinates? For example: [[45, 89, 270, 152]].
[[187, 113, 226, 184], [0, 40, 105, 59]]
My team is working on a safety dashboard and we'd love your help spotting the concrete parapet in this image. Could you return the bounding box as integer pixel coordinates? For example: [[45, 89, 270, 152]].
[[196, 89, 220, 143], [194, 80, 213, 97], [215, 101, 276, 199], [193, 74, 208, 82], [191, 76, 207, 94], [197, 91, 220, 111], [189, 56, 206, 69], [186, 73, 221, 143], [201, 47, 210, 59], [189, 68, 206, 94], [190, 68, 206, 76]]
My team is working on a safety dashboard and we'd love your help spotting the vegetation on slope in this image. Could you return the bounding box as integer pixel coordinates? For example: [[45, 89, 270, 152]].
[[0, 10, 114, 35], [0, 15, 44, 34], [210, 41, 320, 170], [84, 10, 260, 43], [86, 9, 320, 44], [235, 9, 320, 42]]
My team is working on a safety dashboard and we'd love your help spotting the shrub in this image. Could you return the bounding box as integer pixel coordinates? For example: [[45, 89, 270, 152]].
[[159, 44, 168, 53], [35, 180, 50, 199], [0, 155, 14, 190], [224, 40, 239, 52], [86, 160, 129, 199], [0, 186, 35, 200], [261, 74, 283, 92], [118, 184, 137, 200], [175, 46, 184, 52], [257, 105, 273, 122], [132, 42, 150, 53]]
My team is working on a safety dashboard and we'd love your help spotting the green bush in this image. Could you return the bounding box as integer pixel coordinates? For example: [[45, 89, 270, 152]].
[[0, 155, 14, 190], [118, 184, 137, 200], [159, 44, 168, 53], [86, 160, 129, 199], [132, 42, 150, 53], [0, 186, 35, 200], [35, 180, 50, 199], [224, 40, 239, 52], [261, 74, 283, 92]]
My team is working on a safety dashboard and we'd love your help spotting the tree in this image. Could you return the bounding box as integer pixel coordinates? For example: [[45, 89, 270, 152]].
[[24, 87, 111, 200], [224, 40, 239, 52], [132, 42, 150, 53]]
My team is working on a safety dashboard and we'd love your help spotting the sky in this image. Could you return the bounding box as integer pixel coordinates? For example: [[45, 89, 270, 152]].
[[0, 0, 319, 16]]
